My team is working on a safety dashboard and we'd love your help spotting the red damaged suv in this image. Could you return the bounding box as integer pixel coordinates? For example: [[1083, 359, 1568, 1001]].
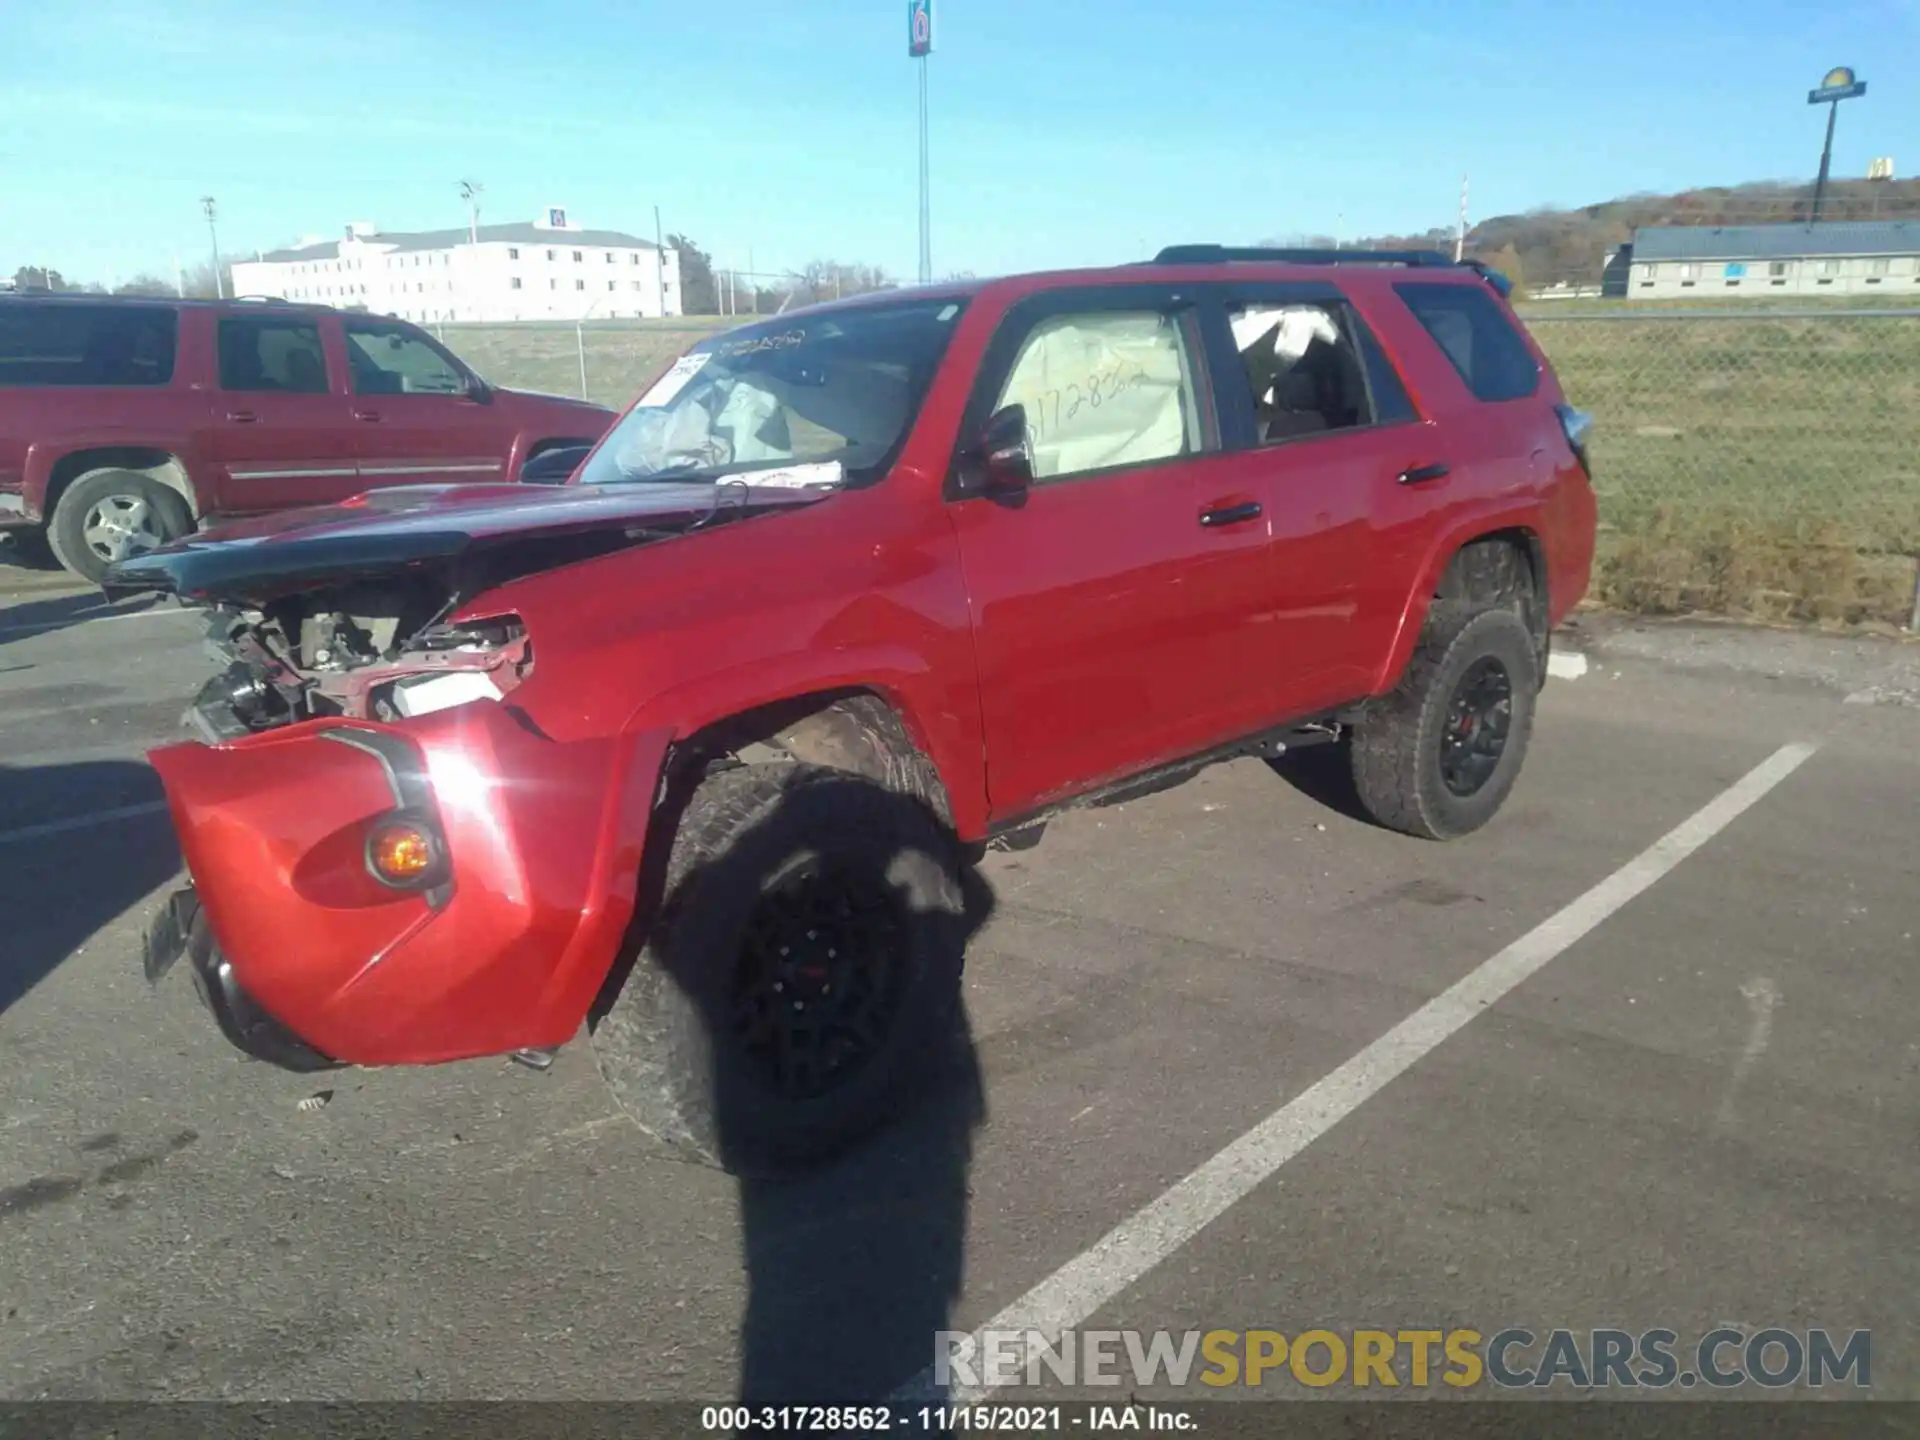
[[115, 247, 1596, 1173]]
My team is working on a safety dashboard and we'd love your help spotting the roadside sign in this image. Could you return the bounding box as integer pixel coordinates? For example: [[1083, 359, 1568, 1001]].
[[909, 0, 933, 57], [1809, 66, 1866, 104]]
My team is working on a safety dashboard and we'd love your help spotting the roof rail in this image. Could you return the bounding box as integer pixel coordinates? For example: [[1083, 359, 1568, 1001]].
[[1150, 244, 1514, 298]]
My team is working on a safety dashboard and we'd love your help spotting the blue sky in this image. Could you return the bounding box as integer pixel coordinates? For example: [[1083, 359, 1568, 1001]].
[[3, 0, 1914, 286]]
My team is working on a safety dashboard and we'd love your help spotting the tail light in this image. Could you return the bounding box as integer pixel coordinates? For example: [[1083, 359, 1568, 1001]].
[[1556, 403, 1594, 475]]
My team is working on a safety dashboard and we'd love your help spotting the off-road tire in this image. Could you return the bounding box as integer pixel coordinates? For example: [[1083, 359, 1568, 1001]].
[[1350, 605, 1539, 840], [591, 762, 969, 1175], [47, 469, 192, 585]]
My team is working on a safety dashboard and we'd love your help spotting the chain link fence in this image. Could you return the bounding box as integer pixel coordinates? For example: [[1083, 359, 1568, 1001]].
[[441, 309, 1920, 631], [1526, 308, 1920, 629]]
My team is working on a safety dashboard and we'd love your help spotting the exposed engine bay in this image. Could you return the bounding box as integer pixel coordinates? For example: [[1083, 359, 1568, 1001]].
[[189, 581, 534, 742]]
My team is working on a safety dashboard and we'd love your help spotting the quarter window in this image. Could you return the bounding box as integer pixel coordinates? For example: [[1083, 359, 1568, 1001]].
[[992, 310, 1201, 483], [1394, 282, 1540, 403]]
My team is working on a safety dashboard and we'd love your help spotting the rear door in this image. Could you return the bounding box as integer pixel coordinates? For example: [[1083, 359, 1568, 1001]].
[[1209, 281, 1442, 712], [198, 311, 361, 513], [947, 283, 1289, 824], [341, 317, 515, 489]]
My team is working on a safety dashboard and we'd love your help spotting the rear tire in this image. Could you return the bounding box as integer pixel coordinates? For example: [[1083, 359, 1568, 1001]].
[[592, 762, 969, 1175], [1350, 605, 1539, 840], [47, 469, 192, 585]]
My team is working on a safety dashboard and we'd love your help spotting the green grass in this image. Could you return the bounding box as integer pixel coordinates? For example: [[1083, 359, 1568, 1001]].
[[439, 308, 1920, 628]]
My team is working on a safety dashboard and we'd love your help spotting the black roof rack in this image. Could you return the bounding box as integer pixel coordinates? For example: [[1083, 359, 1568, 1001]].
[[1150, 245, 1514, 298]]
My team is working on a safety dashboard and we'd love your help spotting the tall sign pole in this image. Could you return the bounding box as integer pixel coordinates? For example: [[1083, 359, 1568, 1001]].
[[1807, 66, 1867, 224], [909, 0, 934, 284], [200, 196, 222, 298]]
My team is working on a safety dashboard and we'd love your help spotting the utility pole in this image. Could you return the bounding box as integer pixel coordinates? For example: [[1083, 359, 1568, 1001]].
[[910, 0, 934, 284], [654, 205, 667, 318], [1456, 175, 1469, 262], [459, 179, 483, 244], [200, 196, 223, 298]]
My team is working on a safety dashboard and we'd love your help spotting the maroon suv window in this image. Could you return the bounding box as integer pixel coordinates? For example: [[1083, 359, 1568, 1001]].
[[1394, 282, 1540, 402], [0, 303, 178, 388]]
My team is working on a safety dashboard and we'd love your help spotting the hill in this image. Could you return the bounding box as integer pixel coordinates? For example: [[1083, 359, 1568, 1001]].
[[1273, 177, 1920, 294]]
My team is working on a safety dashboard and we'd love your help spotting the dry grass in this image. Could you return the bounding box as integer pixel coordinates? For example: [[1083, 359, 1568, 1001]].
[[439, 308, 1920, 629]]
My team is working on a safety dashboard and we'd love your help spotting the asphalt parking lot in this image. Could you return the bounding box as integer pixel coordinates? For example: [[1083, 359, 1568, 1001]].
[[1, 549, 1917, 1406]]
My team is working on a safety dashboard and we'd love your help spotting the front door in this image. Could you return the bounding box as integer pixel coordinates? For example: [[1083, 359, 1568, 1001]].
[[948, 286, 1288, 825], [341, 317, 514, 490], [198, 312, 360, 513]]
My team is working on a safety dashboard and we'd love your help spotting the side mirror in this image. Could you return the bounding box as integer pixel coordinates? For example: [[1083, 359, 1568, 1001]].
[[464, 373, 493, 404], [954, 404, 1034, 498]]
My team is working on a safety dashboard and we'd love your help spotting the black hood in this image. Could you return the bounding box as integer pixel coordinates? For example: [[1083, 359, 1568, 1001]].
[[101, 480, 831, 606]]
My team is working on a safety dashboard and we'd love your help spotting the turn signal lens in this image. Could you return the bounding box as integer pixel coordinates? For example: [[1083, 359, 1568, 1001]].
[[368, 821, 436, 886]]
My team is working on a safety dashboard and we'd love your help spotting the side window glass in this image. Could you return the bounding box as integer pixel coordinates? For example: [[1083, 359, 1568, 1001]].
[[344, 322, 467, 396], [1226, 302, 1377, 445], [1393, 282, 1540, 402], [217, 318, 329, 394], [993, 310, 1199, 483]]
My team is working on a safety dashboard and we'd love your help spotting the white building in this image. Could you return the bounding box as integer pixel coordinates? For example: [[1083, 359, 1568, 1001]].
[[1625, 220, 1920, 300], [229, 208, 682, 322]]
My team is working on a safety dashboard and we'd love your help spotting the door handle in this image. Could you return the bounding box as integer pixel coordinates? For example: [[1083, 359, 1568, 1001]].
[[1199, 501, 1263, 528], [353, 409, 382, 422], [1398, 462, 1451, 485], [224, 410, 257, 423]]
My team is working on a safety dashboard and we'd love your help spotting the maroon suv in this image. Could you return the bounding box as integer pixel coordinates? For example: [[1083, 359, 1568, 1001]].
[[0, 295, 614, 582]]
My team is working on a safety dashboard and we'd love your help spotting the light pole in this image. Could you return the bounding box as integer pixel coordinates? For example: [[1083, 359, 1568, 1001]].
[[200, 196, 222, 298], [909, 0, 934, 284], [1807, 67, 1867, 225]]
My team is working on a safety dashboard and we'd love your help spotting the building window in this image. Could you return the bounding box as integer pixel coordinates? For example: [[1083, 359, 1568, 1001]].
[[510, 277, 523, 290], [546, 248, 556, 260], [1867, 258, 1891, 276], [605, 252, 615, 264], [607, 280, 617, 291], [1815, 259, 1840, 276], [1768, 261, 1790, 277], [632, 254, 641, 265], [549, 279, 558, 290], [1676, 263, 1697, 280], [575, 279, 586, 291], [631, 281, 642, 291], [508, 248, 519, 260], [1642, 264, 1659, 281], [572, 250, 583, 262]]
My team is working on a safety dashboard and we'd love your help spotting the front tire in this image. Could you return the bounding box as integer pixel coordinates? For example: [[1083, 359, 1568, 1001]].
[[1350, 606, 1539, 840], [592, 762, 969, 1174], [47, 469, 192, 585]]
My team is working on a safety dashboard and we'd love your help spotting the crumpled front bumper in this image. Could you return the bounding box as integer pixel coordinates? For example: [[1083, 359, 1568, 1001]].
[[145, 887, 338, 1072], [146, 701, 672, 1069]]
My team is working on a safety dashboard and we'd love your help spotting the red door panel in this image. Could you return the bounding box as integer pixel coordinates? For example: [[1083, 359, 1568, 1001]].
[[197, 313, 360, 514], [951, 450, 1282, 824], [342, 318, 516, 489]]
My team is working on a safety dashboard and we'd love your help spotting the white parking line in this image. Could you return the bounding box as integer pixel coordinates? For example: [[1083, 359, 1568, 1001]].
[[0, 801, 170, 847], [903, 739, 1821, 1404]]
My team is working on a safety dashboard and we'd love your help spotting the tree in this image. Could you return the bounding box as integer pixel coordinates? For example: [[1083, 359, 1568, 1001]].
[[182, 258, 237, 300], [12, 265, 67, 292], [114, 275, 178, 298], [666, 233, 718, 315]]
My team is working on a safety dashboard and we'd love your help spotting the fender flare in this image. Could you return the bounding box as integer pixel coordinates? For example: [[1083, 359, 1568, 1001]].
[[1372, 502, 1550, 694]]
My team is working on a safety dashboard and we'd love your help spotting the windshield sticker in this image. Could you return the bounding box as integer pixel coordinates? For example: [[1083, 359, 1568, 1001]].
[[744, 461, 846, 491], [638, 352, 712, 408], [716, 329, 806, 358]]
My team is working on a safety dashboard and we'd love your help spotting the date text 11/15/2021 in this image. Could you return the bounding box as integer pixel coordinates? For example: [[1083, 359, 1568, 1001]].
[[700, 1405, 1196, 1432]]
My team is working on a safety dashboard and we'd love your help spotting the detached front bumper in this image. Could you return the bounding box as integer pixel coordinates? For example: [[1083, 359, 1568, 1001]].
[[146, 701, 672, 1069]]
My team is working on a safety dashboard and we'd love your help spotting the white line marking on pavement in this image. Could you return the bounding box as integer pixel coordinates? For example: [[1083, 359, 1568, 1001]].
[[1716, 976, 1781, 1127], [901, 739, 1821, 1404], [1547, 650, 1589, 681], [0, 801, 169, 846], [0, 606, 188, 639]]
